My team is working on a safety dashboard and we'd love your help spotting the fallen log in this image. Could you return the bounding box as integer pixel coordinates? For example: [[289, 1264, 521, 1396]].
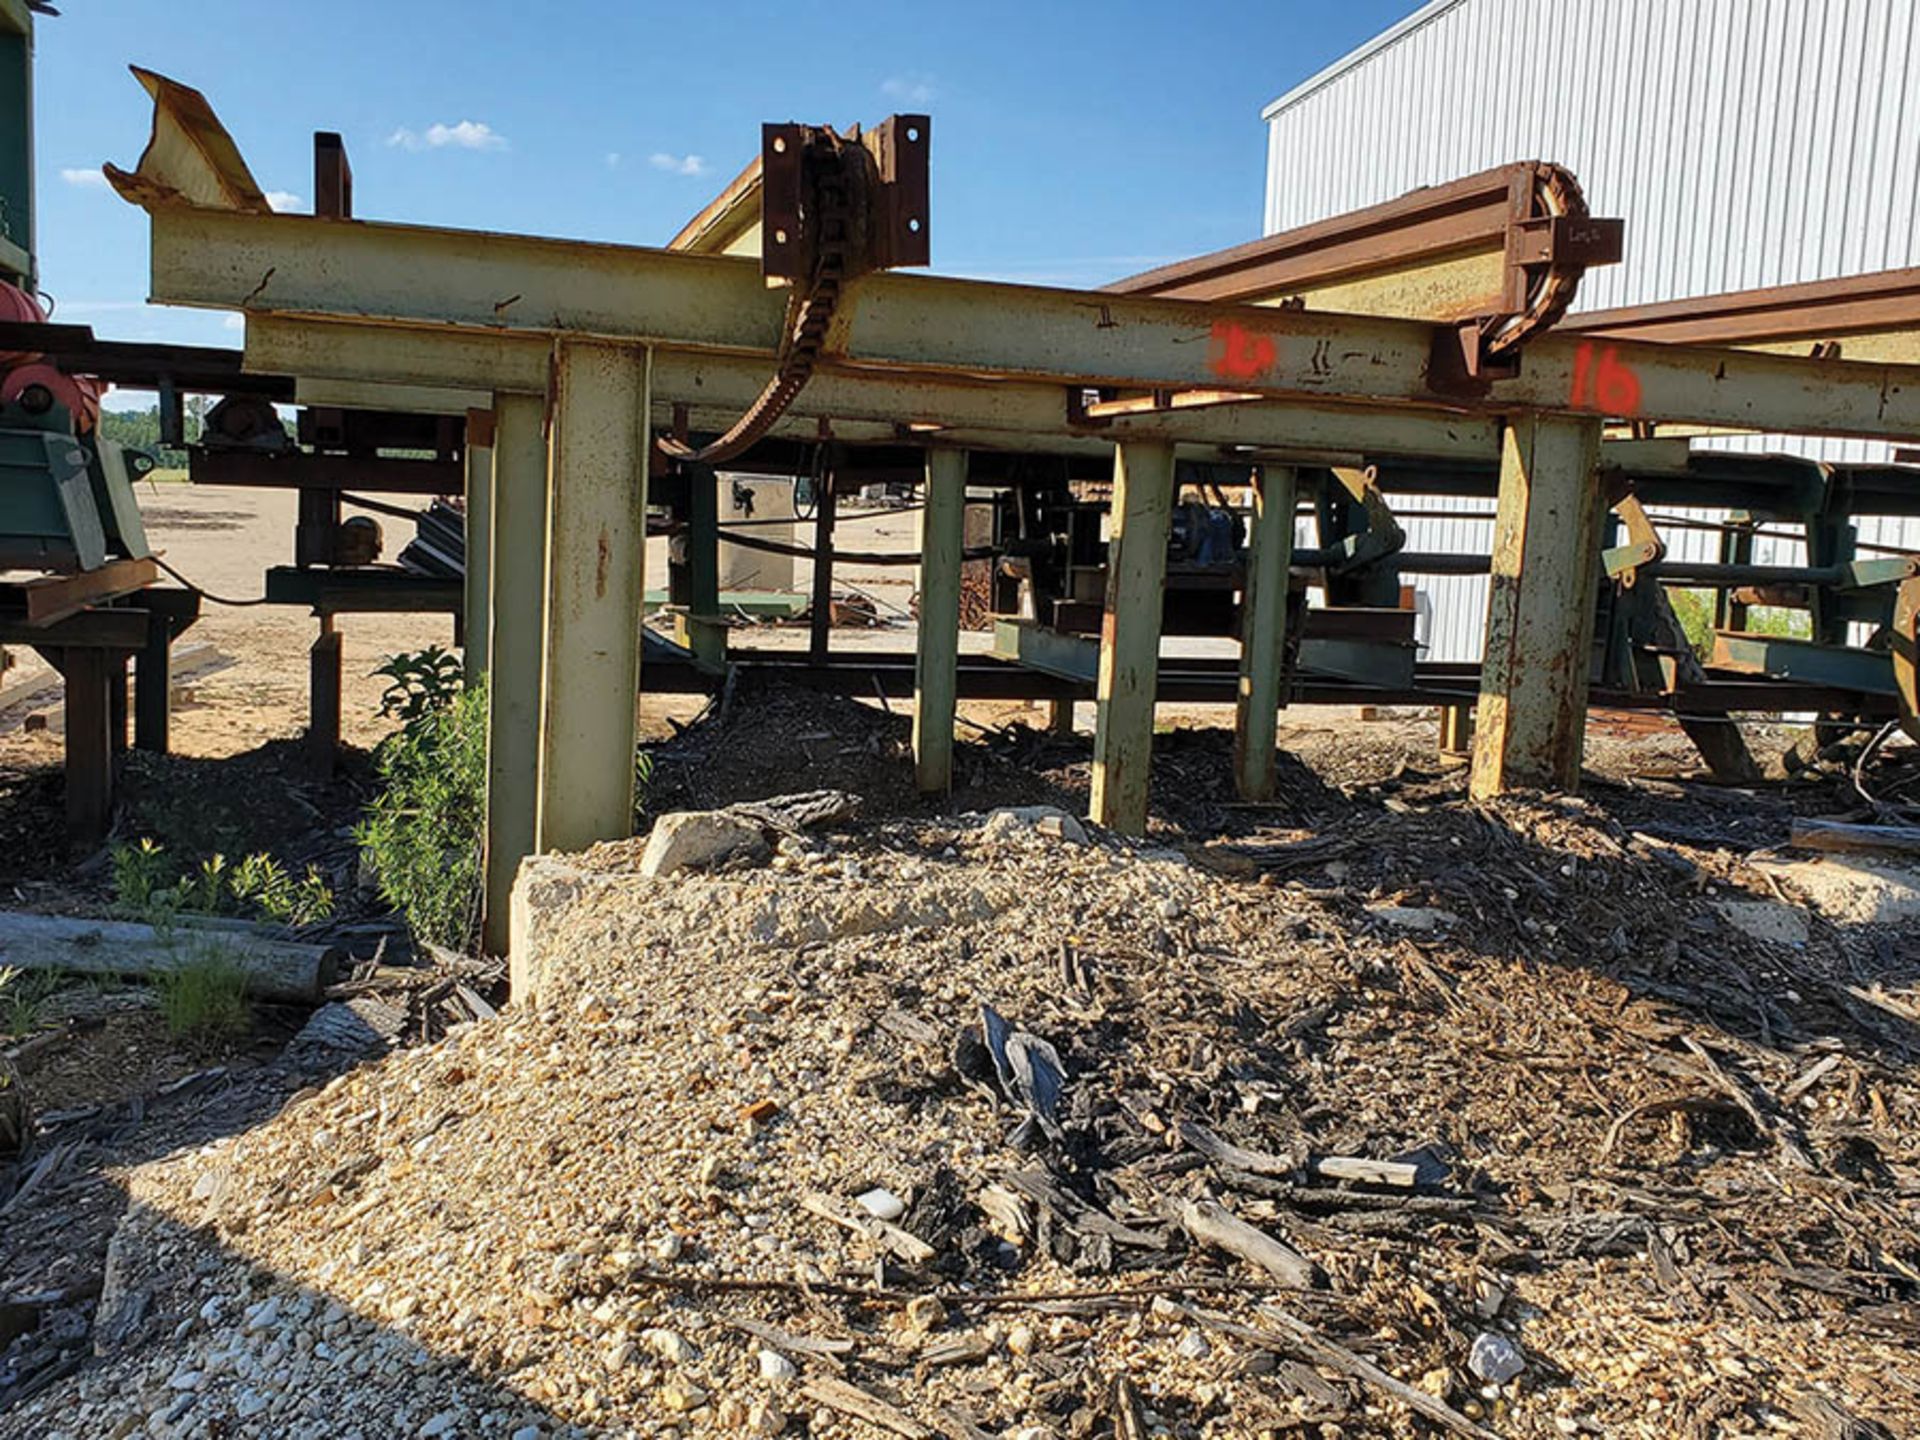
[[1789, 818, 1920, 857], [0, 910, 336, 1004]]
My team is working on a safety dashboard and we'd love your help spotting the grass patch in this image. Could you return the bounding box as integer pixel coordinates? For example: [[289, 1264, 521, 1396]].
[[155, 949, 251, 1044], [0, 964, 69, 1043]]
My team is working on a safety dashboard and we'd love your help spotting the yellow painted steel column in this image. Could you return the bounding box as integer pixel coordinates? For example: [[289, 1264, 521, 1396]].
[[1090, 439, 1176, 835], [913, 448, 967, 794], [535, 340, 651, 855], [1232, 465, 1297, 801], [1470, 414, 1606, 798], [481, 393, 547, 956], [462, 410, 494, 681]]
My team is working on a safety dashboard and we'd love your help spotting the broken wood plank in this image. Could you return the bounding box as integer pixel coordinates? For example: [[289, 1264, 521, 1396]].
[[1001, 1169, 1164, 1248], [1193, 1305, 1500, 1440], [1177, 1198, 1319, 1288], [0, 909, 335, 1003], [1178, 1119, 1296, 1176], [1780, 1053, 1843, 1107], [802, 1191, 936, 1265], [1312, 1156, 1420, 1189], [801, 1375, 932, 1439]]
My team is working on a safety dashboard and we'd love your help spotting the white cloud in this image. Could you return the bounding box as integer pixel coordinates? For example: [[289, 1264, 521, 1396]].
[[387, 120, 508, 153], [648, 152, 709, 177], [880, 75, 936, 105], [62, 166, 110, 189], [222, 313, 246, 331], [605, 151, 622, 169], [264, 190, 302, 212]]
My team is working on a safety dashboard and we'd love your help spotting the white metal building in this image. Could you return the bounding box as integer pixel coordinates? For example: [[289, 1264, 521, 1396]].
[[1262, 0, 1920, 660]]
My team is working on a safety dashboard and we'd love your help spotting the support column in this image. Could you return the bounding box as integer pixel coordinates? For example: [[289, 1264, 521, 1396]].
[[535, 340, 650, 856], [134, 611, 173, 752], [913, 448, 966, 794], [306, 618, 341, 778], [62, 648, 113, 846], [685, 461, 725, 669], [1438, 702, 1474, 760], [808, 470, 838, 666], [482, 392, 548, 956], [1232, 465, 1297, 801], [462, 408, 494, 682], [1090, 439, 1175, 835], [1470, 415, 1606, 799]]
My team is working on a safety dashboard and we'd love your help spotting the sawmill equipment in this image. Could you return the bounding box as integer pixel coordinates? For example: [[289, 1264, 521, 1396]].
[[103, 64, 1920, 955]]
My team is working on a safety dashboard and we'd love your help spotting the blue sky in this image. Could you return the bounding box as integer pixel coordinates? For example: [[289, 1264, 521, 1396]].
[[30, 0, 1415, 354]]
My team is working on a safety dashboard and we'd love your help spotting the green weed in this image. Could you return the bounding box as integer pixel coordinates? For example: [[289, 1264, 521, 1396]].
[[155, 949, 251, 1044], [356, 680, 488, 950]]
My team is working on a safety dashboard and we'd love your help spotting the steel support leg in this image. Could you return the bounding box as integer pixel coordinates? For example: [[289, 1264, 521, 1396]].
[[1470, 415, 1605, 798], [913, 448, 966, 794], [1090, 439, 1175, 835], [134, 610, 173, 753], [535, 340, 650, 856], [686, 461, 725, 669], [1233, 464, 1297, 801], [808, 474, 838, 666], [307, 618, 341, 778], [463, 416, 494, 681], [482, 392, 548, 956], [62, 648, 113, 846], [1438, 702, 1474, 759]]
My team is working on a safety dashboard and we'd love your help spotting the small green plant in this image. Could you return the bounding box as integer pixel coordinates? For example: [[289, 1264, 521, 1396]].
[[356, 680, 488, 949], [111, 837, 170, 912], [0, 965, 67, 1041], [155, 949, 251, 1044], [375, 645, 465, 723], [109, 840, 332, 928]]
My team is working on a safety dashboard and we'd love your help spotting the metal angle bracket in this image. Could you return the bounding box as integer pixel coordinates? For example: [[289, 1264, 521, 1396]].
[[759, 113, 930, 282]]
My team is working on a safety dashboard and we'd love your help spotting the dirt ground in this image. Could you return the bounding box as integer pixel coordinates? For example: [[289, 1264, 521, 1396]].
[[5, 483, 1919, 1437]]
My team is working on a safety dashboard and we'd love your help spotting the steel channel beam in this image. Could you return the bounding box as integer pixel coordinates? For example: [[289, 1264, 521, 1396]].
[[140, 208, 1920, 441], [1568, 265, 1920, 362], [912, 449, 966, 793], [242, 315, 1504, 461], [1089, 440, 1175, 835], [1471, 416, 1608, 798], [534, 340, 651, 855], [1233, 465, 1296, 801], [482, 392, 547, 957]]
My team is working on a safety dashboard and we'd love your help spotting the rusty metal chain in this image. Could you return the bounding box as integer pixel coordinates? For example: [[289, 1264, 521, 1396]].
[[1485, 162, 1591, 356], [657, 137, 858, 466]]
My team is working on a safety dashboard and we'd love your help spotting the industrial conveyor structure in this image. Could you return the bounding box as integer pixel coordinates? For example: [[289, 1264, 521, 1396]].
[[96, 71, 1920, 952]]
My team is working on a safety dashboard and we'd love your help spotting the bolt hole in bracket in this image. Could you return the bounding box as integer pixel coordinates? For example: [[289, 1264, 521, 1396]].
[[759, 114, 930, 283]]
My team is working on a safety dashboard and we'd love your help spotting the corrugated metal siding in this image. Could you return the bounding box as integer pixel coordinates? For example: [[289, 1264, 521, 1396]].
[[1265, 0, 1920, 660]]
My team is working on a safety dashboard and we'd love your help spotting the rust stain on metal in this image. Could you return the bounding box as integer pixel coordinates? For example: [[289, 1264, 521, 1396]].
[[596, 526, 611, 600]]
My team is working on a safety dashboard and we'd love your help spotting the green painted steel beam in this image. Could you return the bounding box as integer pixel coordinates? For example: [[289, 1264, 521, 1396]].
[[533, 339, 650, 856], [482, 392, 547, 957], [141, 207, 1920, 441], [1090, 439, 1175, 836], [912, 448, 966, 794], [0, 0, 33, 285], [243, 315, 1503, 461]]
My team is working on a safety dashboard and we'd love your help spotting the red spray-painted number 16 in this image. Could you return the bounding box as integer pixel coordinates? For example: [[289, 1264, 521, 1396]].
[[1210, 321, 1278, 381], [1568, 341, 1642, 417]]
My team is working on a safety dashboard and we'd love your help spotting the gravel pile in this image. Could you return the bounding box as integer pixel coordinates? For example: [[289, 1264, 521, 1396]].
[[6, 783, 1917, 1439]]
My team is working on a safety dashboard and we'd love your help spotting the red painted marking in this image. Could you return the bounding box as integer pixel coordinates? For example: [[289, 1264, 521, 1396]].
[[1568, 341, 1643, 417], [1210, 321, 1277, 381]]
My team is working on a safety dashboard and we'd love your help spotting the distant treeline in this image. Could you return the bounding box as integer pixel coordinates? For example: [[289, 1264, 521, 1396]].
[[97, 403, 203, 469]]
